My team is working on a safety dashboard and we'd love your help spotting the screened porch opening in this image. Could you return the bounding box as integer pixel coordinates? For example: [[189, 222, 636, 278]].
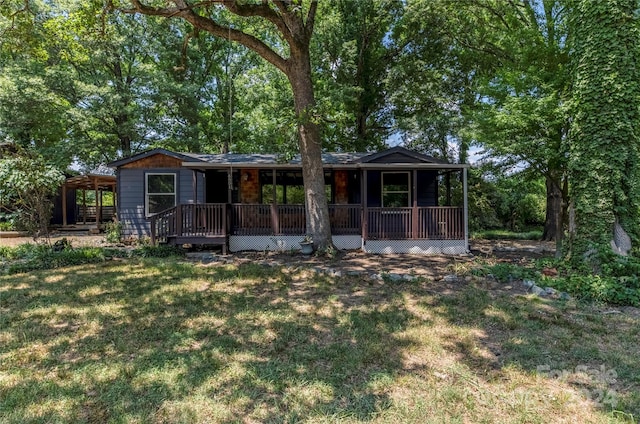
[[258, 170, 334, 204]]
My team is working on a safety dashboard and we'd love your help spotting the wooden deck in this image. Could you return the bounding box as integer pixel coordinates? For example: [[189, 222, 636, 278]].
[[150, 203, 464, 248]]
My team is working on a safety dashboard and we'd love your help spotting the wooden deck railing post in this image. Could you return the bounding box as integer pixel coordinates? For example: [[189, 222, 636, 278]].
[[362, 170, 368, 241], [412, 170, 418, 239], [94, 179, 101, 229], [192, 204, 197, 235], [271, 204, 278, 235], [176, 204, 183, 237], [150, 216, 157, 245]]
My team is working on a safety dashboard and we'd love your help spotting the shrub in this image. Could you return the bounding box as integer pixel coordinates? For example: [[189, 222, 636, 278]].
[[472, 229, 543, 240], [0, 149, 65, 239], [473, 262, 537, 283], [1, 245, 106, 274], [0, 222, 14, 231], [539, 250, 640, 306], [104, 220, 123, 243], [131, 245, 183, 258]]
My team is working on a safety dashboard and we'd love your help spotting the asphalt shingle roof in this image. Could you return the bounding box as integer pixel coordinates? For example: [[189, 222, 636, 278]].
[[181, 152, 370, 165]]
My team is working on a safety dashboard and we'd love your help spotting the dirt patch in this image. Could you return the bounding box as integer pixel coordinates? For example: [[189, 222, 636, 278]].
[[235, 239, 554, 274], [1, 234, 554, 281]]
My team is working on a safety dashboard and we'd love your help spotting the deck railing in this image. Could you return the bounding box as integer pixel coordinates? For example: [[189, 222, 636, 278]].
[[76, 205, 115, 223], [150, 206, 177, 244], [417, 206, 464, 239], [329, 204, 362, 235], [150, 203, 226, 244], [151, 203, 464, 243], [231, 204, 275, 235], [231, 204, 307, 235], [231, 204, 363, 236], [367, 207, 413, 239]]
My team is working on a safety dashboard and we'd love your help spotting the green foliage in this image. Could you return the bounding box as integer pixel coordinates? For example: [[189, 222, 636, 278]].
[[551, 274, 640, 306], [472, 229, 543, 240], [313, 0, 400, 151], [0, 64, 71, 159], [0, 148, 65, 238], [104, 220, 123, 244], [467, 166, 546, 232], [567, 0, 640, 255], [1, 244, 106, 274], [530, 247, 640, 306], [473, 262, 537, 283], [0, 212, 15, 231], [130, 245, 184, 258], [387, 0, 475, 162], [0, 243, 184, 274]]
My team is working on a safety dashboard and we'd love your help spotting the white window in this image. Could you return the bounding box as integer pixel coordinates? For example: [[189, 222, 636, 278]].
[[382, 172, 410, 207], [146, 173, 176, 216]]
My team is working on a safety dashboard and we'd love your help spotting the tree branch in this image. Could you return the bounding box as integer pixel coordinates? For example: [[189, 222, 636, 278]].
[[222, 0, 293, 45], [122, 0, 288, 73], [305, 0, 318, 40]]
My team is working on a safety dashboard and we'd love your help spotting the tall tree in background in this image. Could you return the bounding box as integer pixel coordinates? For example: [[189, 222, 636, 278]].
[[121, 0, 333, 250], [313, 0, 401, 152], [471, 0, 569, 245], [0, 1, 72, 166], [388, 0, 479, 164], [567, 0, 640, 258]]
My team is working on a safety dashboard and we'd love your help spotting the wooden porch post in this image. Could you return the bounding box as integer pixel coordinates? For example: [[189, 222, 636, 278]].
[[271, 169, 279, 234], [193, 170, 197, 204], [227, 169, 233, 203], [62, 182, 68, 226], [412, 169, 418, 239], [94, 179, 101, 228], [150, 217, 157, 246], [82, 189, 87, 225], [112, 182, 118, 218], [176, 204, 183, 237], [463, 167, 469, 251], [222, 203, 228, 254], [362, 169, 368, 243]]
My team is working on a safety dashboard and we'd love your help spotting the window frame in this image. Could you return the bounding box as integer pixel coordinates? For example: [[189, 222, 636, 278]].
[[381, 171, 411, 207], [145, 172, 177, 217]]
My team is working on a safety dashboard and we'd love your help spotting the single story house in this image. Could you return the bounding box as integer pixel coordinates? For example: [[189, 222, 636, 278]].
[[108, 146, 469, 254]]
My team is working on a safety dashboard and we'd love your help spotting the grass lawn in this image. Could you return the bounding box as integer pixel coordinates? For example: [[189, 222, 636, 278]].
[[1, 257, 638, 423]]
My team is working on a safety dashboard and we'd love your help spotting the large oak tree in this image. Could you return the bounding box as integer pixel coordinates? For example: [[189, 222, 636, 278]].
[[119, 0, 332, 250]]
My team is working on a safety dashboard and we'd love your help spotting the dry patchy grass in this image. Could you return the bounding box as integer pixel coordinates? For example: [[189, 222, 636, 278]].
[[0, 258, 638, 423]]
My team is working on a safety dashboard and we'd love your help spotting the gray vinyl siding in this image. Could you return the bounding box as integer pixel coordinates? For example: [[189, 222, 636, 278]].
[[117, 168, 204, 238]]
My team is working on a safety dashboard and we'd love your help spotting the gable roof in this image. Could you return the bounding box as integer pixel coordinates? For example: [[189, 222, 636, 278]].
[[108, 148, 207, 168], [358, 146, 449, 164]]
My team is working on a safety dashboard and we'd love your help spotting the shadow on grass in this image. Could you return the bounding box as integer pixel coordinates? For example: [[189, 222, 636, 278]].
[[422, 283, 640, 420], [0, 260, 420, 423], [2, 258, 638, 422]]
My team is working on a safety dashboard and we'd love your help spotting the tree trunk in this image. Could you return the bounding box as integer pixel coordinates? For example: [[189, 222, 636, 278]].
[[567, 0, 640, 258], [286, 47, 333, 250], [542, 173, 563, 242]]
